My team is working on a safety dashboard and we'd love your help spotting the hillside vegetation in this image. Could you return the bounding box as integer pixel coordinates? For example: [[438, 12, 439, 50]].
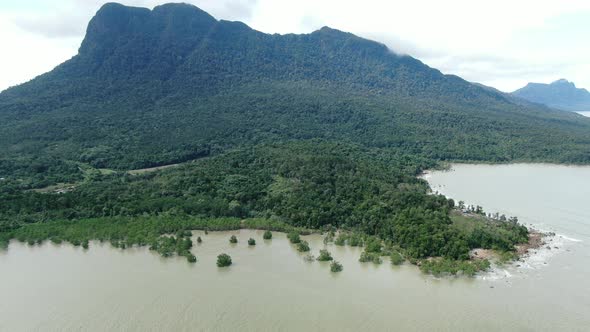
[[1, 3, 589, 188], [0, 3, 587, 273]]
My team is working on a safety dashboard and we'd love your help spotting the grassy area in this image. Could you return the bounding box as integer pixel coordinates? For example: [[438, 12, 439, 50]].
[[127, 163, 183, 175], [450, 210, 529, 259]]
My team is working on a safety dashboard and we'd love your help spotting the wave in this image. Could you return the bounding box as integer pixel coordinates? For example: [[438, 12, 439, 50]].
[[479, 232, 582, 281], [558, 234, 582, 242]]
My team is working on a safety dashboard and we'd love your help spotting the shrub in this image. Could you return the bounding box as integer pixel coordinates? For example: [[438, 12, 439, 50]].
[[348, 234, 362, 247], [323, 231, 335, 244], [297, 240, 310, 252], [317, 249, 333, 261], [419, 258, 491, 277], [359, 251, 382, 264], [187, 254, 197, 263], [390, 251, 404, 265], [50, 237, 63, 245], [217, 253, 232, 267], [287, 232, 301, 244], [178, 230, 192, 237], [334, 234, 346, 246], [365, 238, 382, 253], [330, 260, 343, 272]]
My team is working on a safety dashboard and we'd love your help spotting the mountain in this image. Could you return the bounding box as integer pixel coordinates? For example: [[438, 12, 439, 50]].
[[512, 79, 590, 112], [0, 2, 587, 268], [1, 2, 590, 188]]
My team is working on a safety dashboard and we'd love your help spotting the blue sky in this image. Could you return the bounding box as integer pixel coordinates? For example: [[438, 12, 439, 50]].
[[1, 0, 589, 92]]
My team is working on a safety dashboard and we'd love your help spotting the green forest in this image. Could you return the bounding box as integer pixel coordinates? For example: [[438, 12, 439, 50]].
[[0, 141, 529, 274], [0, 3, 586, 275]]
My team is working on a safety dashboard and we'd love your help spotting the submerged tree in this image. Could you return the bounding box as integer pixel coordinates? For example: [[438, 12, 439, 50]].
[[263, 230, 272, 240], [317, 249, 333, 261], [303, 254, 315, 262], [229, 235, 238, 244], [187, 253, 197, 263], [197, 236, 202, 244], [364, 238, 382, 253], [348, 234, 362, 247], [359, 251, 382, 264], [297, 240, 310, 252], [390, 251, 404, 265], [248, 238, 256, 246], [287, 232, 301, 244], [217, 253, 232, 267], [334, 234, 346, 246], [330, 260, 343, 272]]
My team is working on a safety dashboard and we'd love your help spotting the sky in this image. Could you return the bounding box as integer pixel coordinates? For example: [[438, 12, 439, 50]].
[[1, 0, 589, 93]]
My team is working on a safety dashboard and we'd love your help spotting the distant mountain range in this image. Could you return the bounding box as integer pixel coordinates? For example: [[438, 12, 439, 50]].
[[512, 79, 590, 112]]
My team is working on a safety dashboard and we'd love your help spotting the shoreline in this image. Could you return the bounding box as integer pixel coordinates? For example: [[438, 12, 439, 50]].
[[422, 165, 581, 276]]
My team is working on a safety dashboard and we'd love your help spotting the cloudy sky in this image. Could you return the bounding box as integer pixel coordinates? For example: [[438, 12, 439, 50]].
[[1, 0, 589, 92]]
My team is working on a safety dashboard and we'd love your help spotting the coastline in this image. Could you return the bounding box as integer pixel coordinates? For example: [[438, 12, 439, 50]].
[[422, 164, 586, 277]]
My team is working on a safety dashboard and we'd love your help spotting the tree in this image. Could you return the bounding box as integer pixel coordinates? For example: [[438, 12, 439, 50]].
[[330, 260, 343, 272], [458, 201, 465, 210], [390, 251, 404, 265], [364, 238, 382, 253], [317, 249, 333, 261], [248, 238, 256, 246], [263, 230, 272, 240], [287, 232, 301, 244], [297, 240, 310, 252], [359, 251, 382, 264], [348, 234, 362, 247], [217, 253, 232, 267], [229, 235, 238, 244]]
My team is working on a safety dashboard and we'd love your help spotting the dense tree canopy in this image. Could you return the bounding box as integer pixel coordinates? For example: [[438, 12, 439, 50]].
[[1, 4, 589, 190], [0, 141, 532, 264], [0, 3, 576, 274]]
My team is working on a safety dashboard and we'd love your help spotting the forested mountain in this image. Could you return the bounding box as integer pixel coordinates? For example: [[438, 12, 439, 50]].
[[0, 3, 589, 270], [1, 2, 590, 188], [512, 79, 590, 112]]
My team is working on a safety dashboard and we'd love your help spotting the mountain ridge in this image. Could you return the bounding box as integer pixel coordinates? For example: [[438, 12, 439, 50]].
[[512, 79, 590, 112], [3, 2, 501, 103], [1, 2, 589, 188]]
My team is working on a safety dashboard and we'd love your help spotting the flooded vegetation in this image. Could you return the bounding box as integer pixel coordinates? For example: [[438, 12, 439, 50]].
[[1, 164, 589, 331]]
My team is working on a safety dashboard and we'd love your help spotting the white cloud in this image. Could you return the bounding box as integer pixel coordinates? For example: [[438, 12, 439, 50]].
[[0, 16, 80, 90], [1, 0, 589, 92]]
